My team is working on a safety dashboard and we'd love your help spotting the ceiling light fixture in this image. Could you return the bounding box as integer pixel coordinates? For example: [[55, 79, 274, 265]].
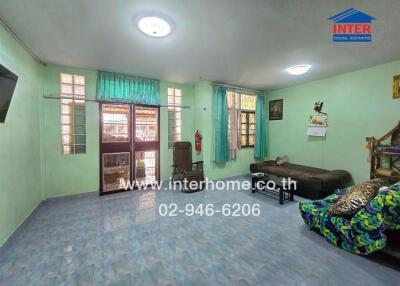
[[286, 65, 311, 75], [137, 14, 172, 38]]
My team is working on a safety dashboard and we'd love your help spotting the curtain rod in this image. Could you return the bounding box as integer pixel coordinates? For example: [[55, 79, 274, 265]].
[[211, 82, 262, 93], [0, 19, 44, 65], [42, 95, 190, 109]]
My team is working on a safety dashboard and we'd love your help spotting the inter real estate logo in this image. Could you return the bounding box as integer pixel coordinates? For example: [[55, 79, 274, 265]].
[[328, 8, 375, 42]]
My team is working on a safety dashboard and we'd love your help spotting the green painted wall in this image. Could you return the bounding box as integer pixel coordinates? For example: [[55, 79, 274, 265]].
[[193, 81, 261, 180], [268, 60, 400, 184], [42, 65, 99, 198], [160, 82, 195, 180], [41, 64, 195, 195], [0, 25, 42, 245]]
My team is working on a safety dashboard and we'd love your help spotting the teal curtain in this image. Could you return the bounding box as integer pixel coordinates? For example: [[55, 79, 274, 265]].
[[254, 93, 268, 158], [97, 71, 160, 105], [214, 85, 229, 163]]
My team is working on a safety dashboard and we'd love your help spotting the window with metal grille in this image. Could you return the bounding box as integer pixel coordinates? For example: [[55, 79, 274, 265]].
[[227, 91, 256, 148], [167, 88, 182, 148], [240, 94, 256, 147], [60, 73, 86, 154], [240, 110, 255, 147]]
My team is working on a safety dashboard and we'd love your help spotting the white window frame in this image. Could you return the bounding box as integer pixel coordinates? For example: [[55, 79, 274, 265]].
[[60, 73, 86, 155], [167, 88, 182, 148]]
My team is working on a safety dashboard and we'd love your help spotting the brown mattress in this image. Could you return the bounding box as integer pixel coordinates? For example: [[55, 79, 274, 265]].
[[250, 161, 352, 199]]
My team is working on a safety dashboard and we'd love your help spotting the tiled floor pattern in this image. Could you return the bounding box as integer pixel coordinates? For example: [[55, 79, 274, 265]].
[[0, 178, 399, 285]]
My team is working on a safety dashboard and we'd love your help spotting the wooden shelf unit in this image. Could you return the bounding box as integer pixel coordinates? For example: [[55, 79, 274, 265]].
[[367, 121, 400, 182]]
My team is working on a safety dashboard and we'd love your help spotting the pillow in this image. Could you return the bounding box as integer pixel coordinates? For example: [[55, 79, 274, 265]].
[[379, 186, 390, 193], [330, 178, 387, 217], [275, 155, 288, 165]]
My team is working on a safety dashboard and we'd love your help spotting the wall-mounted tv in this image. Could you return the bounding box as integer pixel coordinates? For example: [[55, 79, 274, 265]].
[[0, 64, 18, 123]]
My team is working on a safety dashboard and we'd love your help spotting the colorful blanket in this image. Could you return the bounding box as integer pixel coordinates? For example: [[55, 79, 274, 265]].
[[299, 182, 400, 255]]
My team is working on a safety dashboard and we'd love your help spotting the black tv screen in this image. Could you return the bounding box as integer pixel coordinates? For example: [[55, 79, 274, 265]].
[[0, 64, 18, 123]]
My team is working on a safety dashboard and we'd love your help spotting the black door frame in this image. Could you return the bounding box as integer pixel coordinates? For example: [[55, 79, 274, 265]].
[[99, 102, 160, 195]]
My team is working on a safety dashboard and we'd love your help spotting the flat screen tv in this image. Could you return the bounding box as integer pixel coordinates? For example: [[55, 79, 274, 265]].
[[0, 64, 18, 123]]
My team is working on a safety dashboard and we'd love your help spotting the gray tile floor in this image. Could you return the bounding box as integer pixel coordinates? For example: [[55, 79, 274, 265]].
[[0, 178, 399, 285]]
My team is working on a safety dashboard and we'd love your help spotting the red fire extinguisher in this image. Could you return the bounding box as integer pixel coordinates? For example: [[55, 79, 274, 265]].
[[195, 130, 202, 153]]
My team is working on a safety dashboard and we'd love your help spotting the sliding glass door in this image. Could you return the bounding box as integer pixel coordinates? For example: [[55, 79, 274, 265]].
[[100, 103, 160, 195]]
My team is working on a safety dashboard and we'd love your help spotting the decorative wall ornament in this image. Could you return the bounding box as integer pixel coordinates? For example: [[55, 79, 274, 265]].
[[393, 75, 400, 99], [314, 101, 327, 115], [269, 99, 283, 120]]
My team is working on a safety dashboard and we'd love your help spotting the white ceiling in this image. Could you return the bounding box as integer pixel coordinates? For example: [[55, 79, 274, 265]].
[[1, 0, 400, 90]]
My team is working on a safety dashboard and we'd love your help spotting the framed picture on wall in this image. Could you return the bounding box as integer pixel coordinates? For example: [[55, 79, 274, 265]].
[[393, 75, 400, 99], [269, 99, 283, 120]]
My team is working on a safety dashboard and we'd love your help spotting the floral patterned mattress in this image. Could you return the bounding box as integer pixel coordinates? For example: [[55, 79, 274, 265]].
[[299, 182, 400, 255]]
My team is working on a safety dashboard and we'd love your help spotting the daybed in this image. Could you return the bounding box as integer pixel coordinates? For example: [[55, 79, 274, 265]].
[[250, 161, 352, 199], [299, 182, 400, 255]]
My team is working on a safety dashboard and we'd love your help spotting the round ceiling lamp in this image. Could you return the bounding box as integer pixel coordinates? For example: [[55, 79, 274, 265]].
[[137, 13, 173, 38], [286, 65, 311, 75]]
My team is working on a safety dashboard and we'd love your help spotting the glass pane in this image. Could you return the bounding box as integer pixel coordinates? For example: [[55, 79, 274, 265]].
[[249, 113, 255, 124], [61, 84, 73, 94], [167, 104, 174, 112], [75, 134, 86, 145], [60, 73, 73, 84], [168, 131, 174, 142], [61, 124, 72, 134], [135, 106, 158, 142], [63, 145, 72, 155], [241, 94, 256, 110], [249, 129, 255, 135], [241, 113, 247, 123], [249, 135, 255, 146], [102, 105, 130, 143], [175, 89, 182, 97], [74, 114, 85, 125], [241, 135, 247, 146], [135, 151, 157, 185], [102, 152, 130, 192], [168, 119, 176, 128], [73, 75, 85, 85], [74, 85, 85, 96], [74, 125, 86, 134], [167, 88, 174, 96], [75, 145, 86, 154], [61, 104, 71, 114], [241, 124, 247, 131], [61, 115, 72, 124], [74, 105, 85, 116], [62, 135, 72, 145], [175, 97, 181, 105]]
